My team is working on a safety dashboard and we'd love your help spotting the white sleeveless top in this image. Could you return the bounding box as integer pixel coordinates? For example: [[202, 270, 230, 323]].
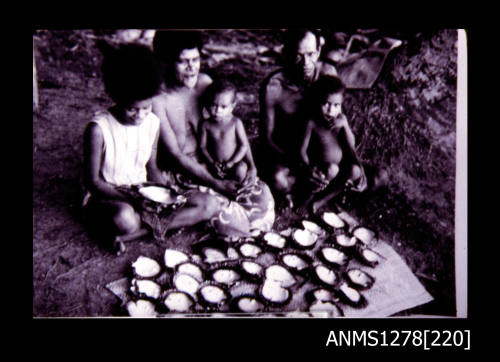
[[91, 110, 160, 186]]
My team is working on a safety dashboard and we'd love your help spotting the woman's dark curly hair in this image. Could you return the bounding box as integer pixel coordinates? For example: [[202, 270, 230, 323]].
[[98, 41, 163, 106]]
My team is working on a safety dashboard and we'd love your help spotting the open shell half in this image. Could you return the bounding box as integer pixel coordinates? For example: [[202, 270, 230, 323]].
[[263, 232, 287, 250], [318, 247, 350, 268], [355, 245, 381, 267], [197, 282, 230, 309], [131, 256, 162, 279], [291, 229, 319, 249], [239, 259, 264, 282], [164, 249, 189, 269], [352, 226, 378, 246], [130, 278, 162, 300], [265, 264, 297, 288], [312, 263, 340, 287], [258, 279, 292, 307], [345, 268, 375, 290], [171, 273, 200, 299], [338, 282, 368, 308], [321, 211, 346, 229], [126, 299, 157, 317], [308, 300, 344, 317], [174, 261, 205, 283], [230, 294, 265, 313], [278, 251, 312, 274], [162, 289, 195, 313]]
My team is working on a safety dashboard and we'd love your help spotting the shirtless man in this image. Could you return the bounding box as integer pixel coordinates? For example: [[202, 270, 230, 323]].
[[259, 29, 337, 205], [152, 30, 240, 198], [152, 30, 275, 237]]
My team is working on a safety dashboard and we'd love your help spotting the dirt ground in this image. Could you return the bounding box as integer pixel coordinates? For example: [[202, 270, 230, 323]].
[[32, 29, 458, 317]]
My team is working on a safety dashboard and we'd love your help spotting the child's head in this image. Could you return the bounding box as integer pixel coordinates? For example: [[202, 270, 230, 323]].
[[201, 79, 237, 123], [153, 30, 203, 88], [100, 42, 162, 124], [307, 75, 345, 122]]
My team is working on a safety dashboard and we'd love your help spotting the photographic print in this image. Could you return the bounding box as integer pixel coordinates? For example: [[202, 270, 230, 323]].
[[32, 28, 465, 319]]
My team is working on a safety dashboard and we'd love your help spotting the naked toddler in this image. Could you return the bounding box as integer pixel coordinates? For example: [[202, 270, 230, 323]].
[[199, 79, 257, 186]]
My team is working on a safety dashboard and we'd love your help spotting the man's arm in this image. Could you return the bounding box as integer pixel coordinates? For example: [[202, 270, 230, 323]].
[[300, 120, 314, 166], [146, 127, 168, 185], [262, 81, 286, 156]]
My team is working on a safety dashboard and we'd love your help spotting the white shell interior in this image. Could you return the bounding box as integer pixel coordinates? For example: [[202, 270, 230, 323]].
[[138, 186, 174, 204], [321, 247, 347, 264], [322, 212, 345, 228], [242, 261, 263, 275], [240, 243, 262, 258], [164, 292, 193, 312], [203, 248, 227, 263], [302, 220, 324, 235], [309, 300, 341, 315], [336, 234, 357, 247], [200, 285, 226, 304], [131, 279, 162, 299], [127, 299, 156, 317], [340, 282, 361, 302], [353, 227, 376, 244], [132, 256, 161, 278], [264, 232, 286, 248], [293, 229, 318, 247], [347, 269, 372, 287], [265, 264, 296, 287], [315, 265, 337, 285], [312, 288, 335, 302], [173, 273, 200, 297], [212, 269, 240, 285], [282, 254, 308, 269], [261, 279, 289, 303], [362, 249, 379, 263], [238, 297, 262, 312], [164, 249, 189, 268], [177, 262, 203, 282]]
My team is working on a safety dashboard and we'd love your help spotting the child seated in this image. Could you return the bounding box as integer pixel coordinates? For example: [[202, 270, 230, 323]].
[[299, 75, 368, 213], [82, 42, 167, 243], [199, 79, 258, 186]]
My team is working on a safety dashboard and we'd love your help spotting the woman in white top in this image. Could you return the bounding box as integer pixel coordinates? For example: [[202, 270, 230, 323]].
[[83, 43, 222, 244]]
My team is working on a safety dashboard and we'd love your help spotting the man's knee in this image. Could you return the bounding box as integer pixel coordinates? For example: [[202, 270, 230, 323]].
[[113, 203, 141, 235]]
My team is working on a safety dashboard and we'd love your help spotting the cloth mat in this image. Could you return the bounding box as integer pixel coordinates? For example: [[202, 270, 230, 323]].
[[105, 240, 433, 317], [286, 240, 434, 317]]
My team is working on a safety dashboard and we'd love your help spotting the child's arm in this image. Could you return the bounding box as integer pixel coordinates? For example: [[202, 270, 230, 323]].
[[83, 122, 129, 201], [226, 119, 249, 169], [338, 121, 367, 190], [337, 114, 356, 150]]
